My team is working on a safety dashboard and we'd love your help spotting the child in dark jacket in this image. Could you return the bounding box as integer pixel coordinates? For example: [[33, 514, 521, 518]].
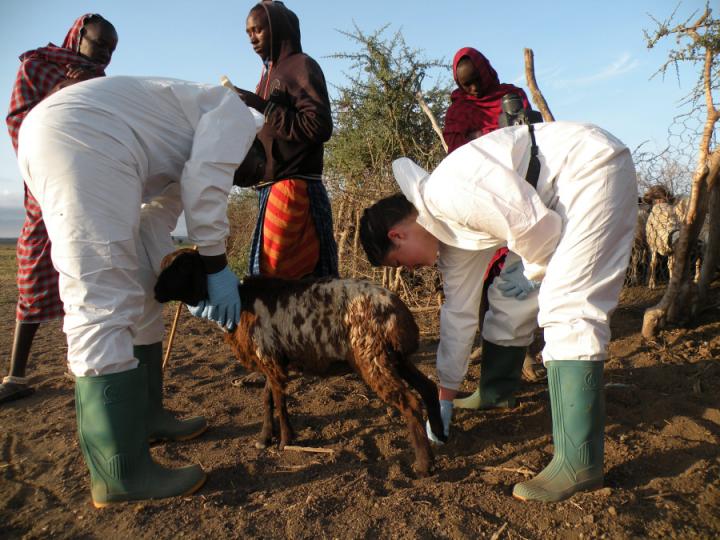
[[236, 1, 337, 280]]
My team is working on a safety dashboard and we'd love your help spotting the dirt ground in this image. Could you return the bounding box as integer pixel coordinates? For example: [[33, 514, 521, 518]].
[[1, 243, 719, 539]]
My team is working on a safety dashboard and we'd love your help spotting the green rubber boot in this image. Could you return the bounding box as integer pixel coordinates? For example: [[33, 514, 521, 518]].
[[453, 340, 526, 409], [513, 360, 605, 502], [75, 366, 206, 507], [134, 343, 207, 442]]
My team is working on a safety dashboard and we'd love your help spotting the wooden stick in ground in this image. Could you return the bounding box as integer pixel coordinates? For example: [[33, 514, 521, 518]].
[[490, 522, 508, 540], [163, 245, 198, 370], [162, 302, 183, 370], [416, 91, 448, 153], [480, 465, 536, 477], [283, 445, 335, 455], [523, 48, 555, 122]]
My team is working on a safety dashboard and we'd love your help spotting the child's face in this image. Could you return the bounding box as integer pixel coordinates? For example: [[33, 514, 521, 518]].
[[246, 9, 271, 61], [382, 217, 439, 270], [456, 58, 482, 97]]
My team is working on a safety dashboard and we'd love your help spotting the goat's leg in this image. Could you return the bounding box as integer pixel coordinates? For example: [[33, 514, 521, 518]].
[[397, 360, 445, 444], [648, 251, 658, 289], [266, 374, 294, 450], [362, 367, 433, 477], [256, 379, 275, 449], [668, 254, 674, 281]]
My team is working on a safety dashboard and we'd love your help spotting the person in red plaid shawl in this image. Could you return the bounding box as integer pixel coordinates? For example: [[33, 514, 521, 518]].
[[1, 14, 118, 405]]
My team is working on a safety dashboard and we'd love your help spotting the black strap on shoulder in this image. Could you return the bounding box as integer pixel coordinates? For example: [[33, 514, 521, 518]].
[[525, 123, 540, 189]]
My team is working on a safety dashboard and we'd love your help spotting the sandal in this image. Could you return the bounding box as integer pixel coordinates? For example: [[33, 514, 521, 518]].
[[0, 376, 35, 405]]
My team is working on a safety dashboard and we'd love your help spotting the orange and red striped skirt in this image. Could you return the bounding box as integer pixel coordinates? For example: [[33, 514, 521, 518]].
[[260, 179, 320, 279]]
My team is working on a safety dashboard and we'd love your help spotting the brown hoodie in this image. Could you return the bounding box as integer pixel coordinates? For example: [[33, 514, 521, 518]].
[[254, 1, 332, 182]]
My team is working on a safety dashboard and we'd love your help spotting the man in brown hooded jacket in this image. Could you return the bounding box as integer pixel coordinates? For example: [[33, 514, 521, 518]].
[[236, 1, 337, 279]]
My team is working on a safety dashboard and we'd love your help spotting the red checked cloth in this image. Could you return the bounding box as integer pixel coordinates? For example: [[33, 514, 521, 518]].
[[6, 14, 106, 322]]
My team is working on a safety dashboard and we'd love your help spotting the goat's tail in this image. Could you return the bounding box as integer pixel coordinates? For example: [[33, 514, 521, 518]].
[[397, 359, 446, 443]]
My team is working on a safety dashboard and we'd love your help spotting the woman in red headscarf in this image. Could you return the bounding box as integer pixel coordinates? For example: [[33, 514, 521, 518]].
[[442, 47, 532, 284], [442, 48, 545, 408], [1, 14, 118, 405], [443, 47, 530, 153]]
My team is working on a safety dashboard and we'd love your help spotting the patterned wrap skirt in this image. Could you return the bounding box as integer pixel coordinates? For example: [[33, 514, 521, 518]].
[[15, 185, 63, 323], [250, 179, 338, 279]]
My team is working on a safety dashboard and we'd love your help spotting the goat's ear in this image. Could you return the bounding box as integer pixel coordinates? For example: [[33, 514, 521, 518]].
[[154, 251, 208, 305]]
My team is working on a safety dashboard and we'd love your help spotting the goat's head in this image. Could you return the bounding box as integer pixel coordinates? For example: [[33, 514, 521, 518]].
[[642, 185, 675, 206], [154, 248, 208, 305]]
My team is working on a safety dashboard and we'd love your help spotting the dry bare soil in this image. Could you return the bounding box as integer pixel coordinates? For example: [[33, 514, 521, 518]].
[[1, 244, 719, 539]]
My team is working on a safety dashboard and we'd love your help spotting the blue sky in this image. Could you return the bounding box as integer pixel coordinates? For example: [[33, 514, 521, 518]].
[[0, 0, 704, 237]]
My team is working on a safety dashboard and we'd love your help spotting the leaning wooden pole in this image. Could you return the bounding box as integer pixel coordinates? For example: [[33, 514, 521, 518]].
[[416, 91, 448, 153], [163, 302, 183, 370], [163, 245, 198, 370], [698, 154, 720, 296], [524, 49, 555, 122]]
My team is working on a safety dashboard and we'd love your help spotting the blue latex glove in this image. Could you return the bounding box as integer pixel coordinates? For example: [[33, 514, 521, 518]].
[[496, 261, 540, 300], [204, 266, 241, 331], [426, 399, 452, 445]]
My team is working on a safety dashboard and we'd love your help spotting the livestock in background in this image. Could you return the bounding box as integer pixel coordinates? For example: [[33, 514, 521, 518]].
[[626, 185, 674, 287], [645, 202, 680, 289], [155, 248, 446, 477], [626, 201, 652, 286]]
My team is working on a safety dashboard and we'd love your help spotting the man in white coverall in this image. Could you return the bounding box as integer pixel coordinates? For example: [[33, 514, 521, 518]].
[[359, 121, 637, 502], [17, 75, 262, 507]]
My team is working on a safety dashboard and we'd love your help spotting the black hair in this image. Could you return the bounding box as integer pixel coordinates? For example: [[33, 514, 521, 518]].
[[359, 193, 416, 267]]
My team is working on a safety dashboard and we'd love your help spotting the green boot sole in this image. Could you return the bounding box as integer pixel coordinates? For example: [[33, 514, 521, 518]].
[[513, 360, 605, 502], [135, 343, 208, 442], [93, 472, 207, 508], [75, 366, 207, 507]]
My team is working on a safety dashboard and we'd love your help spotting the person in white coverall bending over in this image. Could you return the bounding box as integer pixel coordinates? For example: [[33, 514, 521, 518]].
[[359, 121, 637, 503], [17, 75, 263, 507]]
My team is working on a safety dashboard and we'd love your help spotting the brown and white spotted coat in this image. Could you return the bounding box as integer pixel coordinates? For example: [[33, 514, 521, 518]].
[[155, 249, 445, 477]]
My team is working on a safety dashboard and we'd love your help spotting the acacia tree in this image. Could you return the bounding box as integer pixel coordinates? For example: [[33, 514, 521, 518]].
[[325, 24, 449, 195], [322, 25, 449, 330], [642, 4, 720, 338]]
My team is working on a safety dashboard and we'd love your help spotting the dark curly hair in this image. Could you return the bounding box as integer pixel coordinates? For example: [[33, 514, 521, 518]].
[[359, 193, 416, 266]]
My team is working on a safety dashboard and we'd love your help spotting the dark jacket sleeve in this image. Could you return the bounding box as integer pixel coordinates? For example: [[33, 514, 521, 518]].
[[263, 55, 333, 144]]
